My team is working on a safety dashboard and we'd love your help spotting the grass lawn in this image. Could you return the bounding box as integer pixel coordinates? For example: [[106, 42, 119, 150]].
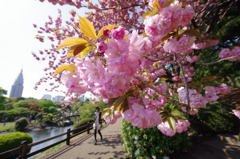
[[0, 122, 15, 132]]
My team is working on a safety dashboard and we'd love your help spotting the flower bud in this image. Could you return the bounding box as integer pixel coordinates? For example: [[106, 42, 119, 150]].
[[103, 28, 110, 37]]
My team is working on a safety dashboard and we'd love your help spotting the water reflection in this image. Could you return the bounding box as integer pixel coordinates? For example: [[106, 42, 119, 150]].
[[27, 125, 73, 158]]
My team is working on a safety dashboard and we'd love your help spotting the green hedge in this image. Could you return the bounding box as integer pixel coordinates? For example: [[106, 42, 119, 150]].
[[122, 119, 191, 159], [0, 132, 33, 159], [189, 102, 240, 134], [15, 117, 28, 131], [72, 118, 93, 134]]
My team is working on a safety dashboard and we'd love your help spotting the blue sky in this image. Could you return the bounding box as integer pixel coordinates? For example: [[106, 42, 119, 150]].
[[0, 0, 88, 99]]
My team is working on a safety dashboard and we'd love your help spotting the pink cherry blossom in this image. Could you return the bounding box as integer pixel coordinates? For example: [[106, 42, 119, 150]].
[[176, 119, 190, 133], [232, 110, 240, 119], [178, 87, 207, 108], [123, 103, 162, 128], [111, 26, 126, 40], [186, 55, 200, 63], [216, 83, 231, 94], [61, 71, 88, 95], [204, 86, 219, 103], [97, 41, 108, 53], [157, 121, 175, 136], [179, 5, 195, 26], [219, 46, 240, 61], [163, 35, 196, 54], [35, 0, 236, 136], [158, 119, 190, 136], [182, 107, 198, 115]]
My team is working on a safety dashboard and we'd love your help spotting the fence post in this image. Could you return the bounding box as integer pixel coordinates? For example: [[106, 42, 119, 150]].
[[87, 122, 90, 134], [66, 128, 71, 145], [20, 140, 28, 159]]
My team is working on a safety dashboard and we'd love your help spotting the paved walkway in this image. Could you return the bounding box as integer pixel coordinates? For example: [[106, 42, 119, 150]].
[[41, 119, 126, 159], [176, 134, 240, 159], [40, 118, 240, 159]]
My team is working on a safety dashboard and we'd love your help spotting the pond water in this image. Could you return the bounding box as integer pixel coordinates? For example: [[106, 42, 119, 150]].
[[27, 125, 74, 158]]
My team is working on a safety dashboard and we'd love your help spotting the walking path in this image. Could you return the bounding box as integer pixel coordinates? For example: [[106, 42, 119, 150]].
[[176, 134, 240, 159], [41, 119, 126, 159]]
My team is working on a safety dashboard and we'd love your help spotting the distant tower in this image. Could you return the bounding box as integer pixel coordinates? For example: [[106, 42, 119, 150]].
[[10, 70, 24, 98]]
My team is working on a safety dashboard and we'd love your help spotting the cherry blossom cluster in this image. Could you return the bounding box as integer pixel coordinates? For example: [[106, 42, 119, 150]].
[[219, 46, 240, 62], [33, 0, 221, 93], [157, 119, 190, 136], [35, 0, 240, 136], [178, 84, 231, 115]]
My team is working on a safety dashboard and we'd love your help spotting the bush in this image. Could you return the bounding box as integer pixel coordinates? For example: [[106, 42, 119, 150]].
[[188, 102, 240, 134], [122, 119, 191, 159], [49, 106, 57, 113], [0, 132, 33, 159], [15, 117, 28, 131], [0, 107, 33, 121], [72, 118, 93, 134], [43, 113, 54, 124]]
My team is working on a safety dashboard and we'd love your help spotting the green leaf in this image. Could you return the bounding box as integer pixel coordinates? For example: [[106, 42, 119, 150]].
[[184, 29, 201, 37], [107, 93, 131, 114], [56, 37, 88, 50], [160, 112, 169, 120], [52, 64, 77, 76], [168, 117, 176, 132], [196, 84, 203, 94], [102, 108, 110, 117], [153, 0, 160, 9], [171, 109, 186, 119], [108, 98, 117, 106], [200, 76, 220, 82], [119, 98, 129, 113], [78, 46, 92, 59], [141, 11, 157, 20], [65, 64, 77, 75], [113, 93, 129, 108], [161, 33, 172, 44], [163, 0, 175, 8], [78, 15, 97, 40], [53, 64, 69, 76]]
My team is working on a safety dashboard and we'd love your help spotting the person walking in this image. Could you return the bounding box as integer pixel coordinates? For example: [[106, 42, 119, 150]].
[[93, 107, 103, 145]]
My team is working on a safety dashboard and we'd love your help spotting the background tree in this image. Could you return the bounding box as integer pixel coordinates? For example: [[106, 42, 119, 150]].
[[0, 87, 7, 110], [193, 5, 240, 86]]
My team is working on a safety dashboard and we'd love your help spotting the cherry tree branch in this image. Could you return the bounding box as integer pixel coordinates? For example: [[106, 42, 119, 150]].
[[144, 54, 173, 62], [101, 3, 147, 10], [200, 55, 240, 65], [174, 54, 190, 106]]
